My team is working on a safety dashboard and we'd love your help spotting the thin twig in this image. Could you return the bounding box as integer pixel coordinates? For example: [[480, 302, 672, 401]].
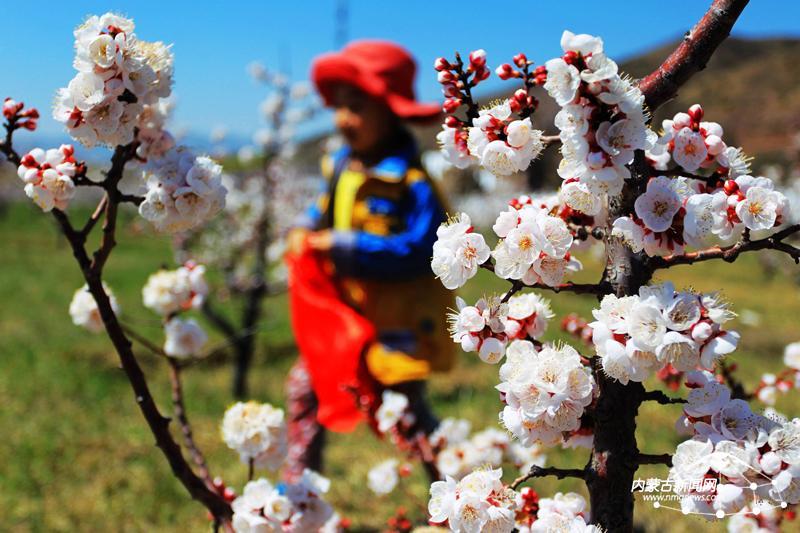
[[0, 117, 233, 521], [119, 193, 145, 205], [480, 262, 609, 297], [80, 195, 109, 237], [453, 51, 480, 123], [511, 465, 586, 490], [49, 208, 232, 520], [718, 360, 753, 401], [637, 453, 673, 466], [168, 359, 214, 487], [650, 224, 800, 269], [642, 390, 686, 405]]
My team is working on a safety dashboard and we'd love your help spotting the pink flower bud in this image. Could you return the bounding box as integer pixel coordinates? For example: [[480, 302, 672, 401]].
[[434, 57, 451, 71], [513, 53, 528, 68], [469, 49, 487, 67], [691, 321, 712, 343], [437, 70, 455, 83], [443, 98, 461, 114], [705, 134, 725, 156], [445, 116, 460, 128], [442, 83, 459, 97], [688, 104, 704, 123], [672, 112, 692, 129], [723, 180, 738, 195], [495, 63, 515, 80], [3, 98, 24, 119], [473, 66, 490, 82], [563, 50, 578, 64]]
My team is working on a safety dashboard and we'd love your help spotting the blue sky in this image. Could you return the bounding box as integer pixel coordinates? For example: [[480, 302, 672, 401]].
[[2, 0, 799, 144]]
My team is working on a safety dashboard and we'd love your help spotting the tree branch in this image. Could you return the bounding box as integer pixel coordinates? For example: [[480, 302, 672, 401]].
[[638, 0, 750, 112], [650, 224, 800, 269], [82, 195, 109, 236], [89, 144, 138, 275], [511, 465, 586, 490], [119, 193, 145, 205], [49, 208, 232, 521], [0, 118, 236, 520], [718, 360, 753, 400], [642, 390, 686, 405], [201, 301, 239, 346], [637, 453, 673, 466], [119, 323, 214, 483], [480, 262, 609, 299], [168, 359, 213, 487], [0, 127, 21, 165]]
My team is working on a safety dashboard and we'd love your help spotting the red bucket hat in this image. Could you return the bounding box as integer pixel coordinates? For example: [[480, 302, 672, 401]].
[[311, 40, 441, 124]]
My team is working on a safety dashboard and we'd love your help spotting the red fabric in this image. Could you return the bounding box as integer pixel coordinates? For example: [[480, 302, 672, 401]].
[[311, 40, 441, 124], [287, 251, 375, 432]]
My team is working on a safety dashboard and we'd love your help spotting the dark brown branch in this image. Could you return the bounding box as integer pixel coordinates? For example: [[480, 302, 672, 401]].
[[73, 174, 102, 187], [119, 193, 145, 205], [637, 453, 673, 466], [80, 195, 109, 238], [89, 144, 137, 275], [500, 279, 524, 303], [121, 323, 214, 485], [49, 209, 231, 521], [642, 390, 686, 405], [0, 116, 233, 520], [719, 360, 753, 400], [121, 322, 169, 358], [201, 301, 239, 341], [511, 465, 586, 490], [650, 224, 800, 269], [638, 0, 750, 112], [480, 262, 609, 298], [453, 52, 480, 123], [168, 359, 213, 486], [0, 128, 21, 165]]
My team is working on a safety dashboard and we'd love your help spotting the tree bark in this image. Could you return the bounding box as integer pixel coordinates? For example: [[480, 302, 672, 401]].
[[587, 155, 652, 532], [584, 1, 750, 528]]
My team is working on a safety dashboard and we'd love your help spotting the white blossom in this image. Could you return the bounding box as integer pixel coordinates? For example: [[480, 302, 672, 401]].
[[163, 317, 207, 358], [431, 213, 491, 289], [222, 401, 288, 470], [367, 459, 399, 495], [375, 390, 409, 433], [69, 283, 120, 333]]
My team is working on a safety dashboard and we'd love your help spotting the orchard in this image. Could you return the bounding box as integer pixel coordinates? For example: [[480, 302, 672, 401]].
[[3, 1, 800, 532]]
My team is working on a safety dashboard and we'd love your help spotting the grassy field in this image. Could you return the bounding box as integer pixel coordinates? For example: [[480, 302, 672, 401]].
[[2, 200, 800, 532]]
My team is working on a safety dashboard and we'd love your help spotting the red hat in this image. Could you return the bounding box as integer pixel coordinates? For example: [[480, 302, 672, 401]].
[[311, 40, 441, 124]]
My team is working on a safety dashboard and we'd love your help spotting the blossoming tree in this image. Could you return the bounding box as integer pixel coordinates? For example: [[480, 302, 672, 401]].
[[175, 64, 319, 397], [0, 14, 343, 531], [423, 0, 800, 530]]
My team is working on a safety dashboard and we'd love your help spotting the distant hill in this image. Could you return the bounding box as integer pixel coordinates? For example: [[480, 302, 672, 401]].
[[622, 37, 800, 159]]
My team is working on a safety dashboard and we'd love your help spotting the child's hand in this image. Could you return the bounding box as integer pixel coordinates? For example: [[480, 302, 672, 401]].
[[307, 230, 334, 252], [286, 228, 309, 256]]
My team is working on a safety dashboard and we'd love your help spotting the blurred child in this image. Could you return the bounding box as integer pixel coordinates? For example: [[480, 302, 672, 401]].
[[284, 41, 455, 478]]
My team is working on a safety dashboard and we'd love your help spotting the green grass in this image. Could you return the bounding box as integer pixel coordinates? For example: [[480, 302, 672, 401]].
[[1, 200, 799, 532]]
